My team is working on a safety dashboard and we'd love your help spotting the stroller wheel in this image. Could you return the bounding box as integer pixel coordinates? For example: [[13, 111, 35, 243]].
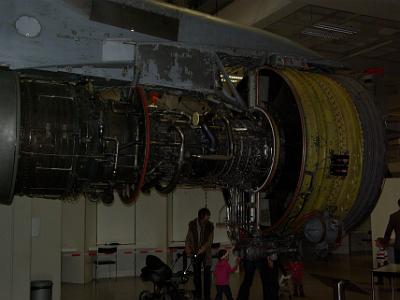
[[160, 292, 172, 300], [139, 290, 154, 300]]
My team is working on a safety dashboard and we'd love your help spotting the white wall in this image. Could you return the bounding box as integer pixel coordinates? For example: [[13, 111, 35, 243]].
[[62, 198, 85, 250], [95, 189, 230, 247], [31, 198, 62, 300], [0, 203, 14, 300], [371, 178, 400, 267], [84, 198, 97, 282], [85, 198, 97, 250], [135, 192, 167, 248], [134, 192, 168, 276], [1, 188, 231, 299], [12, 197, 32, 299], [62, 196, 98, 283], [1, 196, 63, 300], [59, 188, 232, 280], [169, 188, 230, 244], [97, 193, 135, 245], [0, 196, 32, 300], [170, 188, 203, 243], [0, 202, 14, 300], [205, 189, 230, 243], [61, 196, 88, 284], [95, 192, 168, 277]]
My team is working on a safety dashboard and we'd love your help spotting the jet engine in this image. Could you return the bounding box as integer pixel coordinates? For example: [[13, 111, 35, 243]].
[[0, 65, 385, 257]]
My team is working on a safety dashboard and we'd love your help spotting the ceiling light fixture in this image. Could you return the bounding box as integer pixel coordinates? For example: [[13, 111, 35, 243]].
[[312, 23, 359, 35], [301, 28, 342, 40], [220, 74, 243, 83]]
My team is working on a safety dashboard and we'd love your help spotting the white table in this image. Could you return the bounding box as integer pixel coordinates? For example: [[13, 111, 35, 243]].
[[372, 264, 400, 300]]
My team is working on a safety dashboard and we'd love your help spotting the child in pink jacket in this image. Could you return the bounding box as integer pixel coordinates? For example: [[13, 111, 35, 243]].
[[214, 249, 240, 300], [286, 260, 305, 297]]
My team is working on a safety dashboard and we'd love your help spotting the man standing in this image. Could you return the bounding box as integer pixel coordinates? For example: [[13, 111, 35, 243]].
[[185, 207, 214, 300], [236, 255, 279, 300], [383, 199, 400, 263]]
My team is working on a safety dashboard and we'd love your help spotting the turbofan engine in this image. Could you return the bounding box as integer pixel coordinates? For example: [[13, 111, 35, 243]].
[[0, 67, 385, 257]]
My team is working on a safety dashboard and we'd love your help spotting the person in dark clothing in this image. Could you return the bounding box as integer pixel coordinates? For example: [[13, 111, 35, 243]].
[[185, 207, 214, 300], [237, 256, 279, 300], [383, 199, 400, 263]]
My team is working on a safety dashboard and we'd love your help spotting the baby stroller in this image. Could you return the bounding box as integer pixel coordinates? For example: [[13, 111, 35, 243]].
[[139, 254, 193, 300]]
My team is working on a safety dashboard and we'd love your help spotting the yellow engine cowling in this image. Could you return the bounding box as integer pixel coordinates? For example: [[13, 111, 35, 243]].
[[255, 68, 385, 237]]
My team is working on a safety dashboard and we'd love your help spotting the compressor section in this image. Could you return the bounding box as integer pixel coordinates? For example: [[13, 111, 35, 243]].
[[0, 71, 275, 204]]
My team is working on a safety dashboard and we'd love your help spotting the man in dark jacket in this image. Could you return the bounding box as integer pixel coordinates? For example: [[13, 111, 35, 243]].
[[383, 199, 400, 263], [236, 255, 279, 300], [185, 207, 214, 300]]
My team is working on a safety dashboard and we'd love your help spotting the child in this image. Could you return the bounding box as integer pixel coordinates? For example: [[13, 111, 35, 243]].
[[214, 249, 240, 300], [278, 257, 292, 298], [375, 238, 388, 285], [376, 238, 389, 268], [286, 258, 305, 297]]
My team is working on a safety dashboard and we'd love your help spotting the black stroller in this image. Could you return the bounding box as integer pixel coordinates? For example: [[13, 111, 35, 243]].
[[139, 254, 193, 300]]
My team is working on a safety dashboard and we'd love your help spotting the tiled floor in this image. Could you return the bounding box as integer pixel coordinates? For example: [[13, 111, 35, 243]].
[[62, 254, 393, 299]]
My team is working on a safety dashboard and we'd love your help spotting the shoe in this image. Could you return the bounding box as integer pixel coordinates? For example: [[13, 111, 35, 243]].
[[299, 286, 305, 297]]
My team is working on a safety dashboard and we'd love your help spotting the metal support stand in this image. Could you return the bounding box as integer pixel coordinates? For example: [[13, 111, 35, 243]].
[[310, 273, 369, 300], [333, 280, 346, 300]]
